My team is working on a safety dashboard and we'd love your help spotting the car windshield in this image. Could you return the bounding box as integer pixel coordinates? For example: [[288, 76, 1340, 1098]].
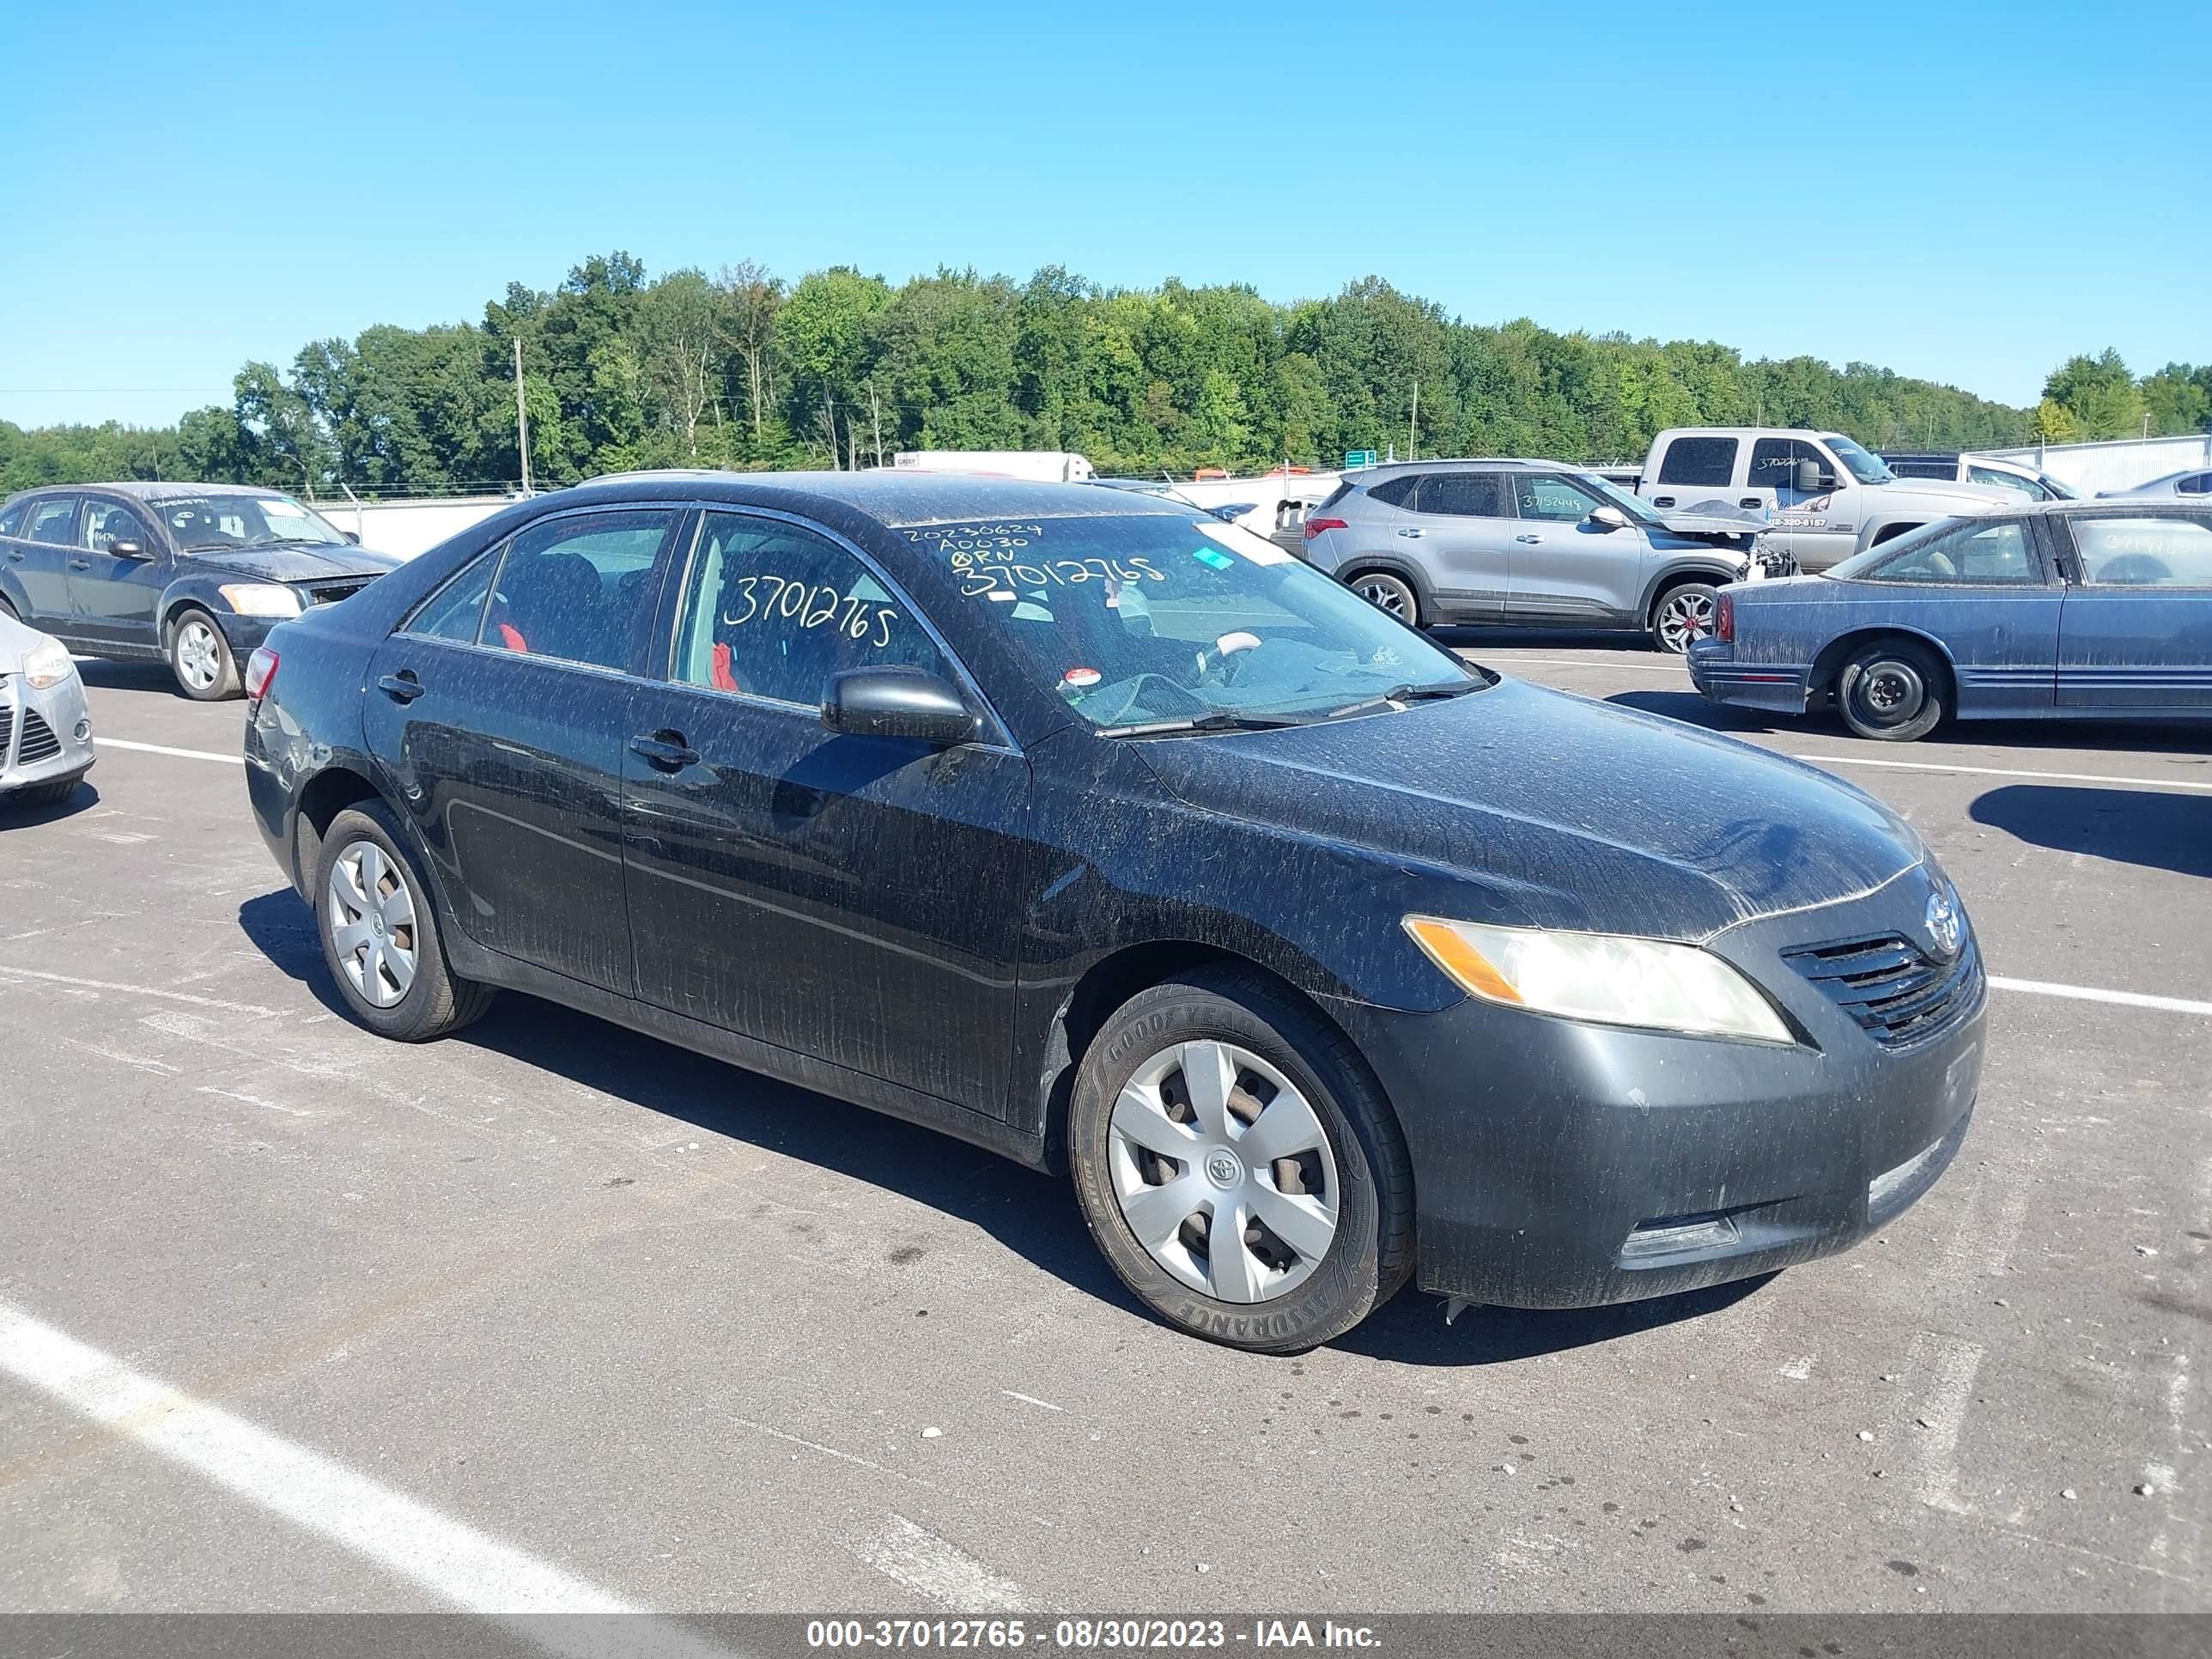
[[911, 511, 1482, 730], [159, 494, 350, 551], [1581, 476, 1668, 529], [1827, 436, 1893, 485]]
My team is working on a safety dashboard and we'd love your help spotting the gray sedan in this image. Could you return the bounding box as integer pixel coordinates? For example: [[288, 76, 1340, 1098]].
[[2099, 466, 2212, 501], [0, 611, 94, 805]]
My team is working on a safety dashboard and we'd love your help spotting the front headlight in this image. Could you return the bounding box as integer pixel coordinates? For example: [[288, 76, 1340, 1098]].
[[1402, 915, 1795, 1045], [218, 583, 303, 618], [21, 638, 76, 690]]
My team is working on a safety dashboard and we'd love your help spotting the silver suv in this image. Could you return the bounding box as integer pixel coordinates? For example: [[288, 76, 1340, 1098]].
[[1301, 459, 1786, 653]]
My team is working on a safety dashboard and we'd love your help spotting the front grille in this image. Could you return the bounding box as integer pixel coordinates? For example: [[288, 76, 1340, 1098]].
[[1784, 931, 1982, 1048], [305, 576, 375, 607], [15, 708, 60, 764]]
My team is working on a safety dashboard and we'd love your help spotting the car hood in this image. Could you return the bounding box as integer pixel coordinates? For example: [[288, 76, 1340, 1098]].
[[0, 610, 58, 667], [1874, 480, 2014, 511], [1650, 501, 1766, 538], [180, 544, 401, 582], [1136, 678, 1923, 942]]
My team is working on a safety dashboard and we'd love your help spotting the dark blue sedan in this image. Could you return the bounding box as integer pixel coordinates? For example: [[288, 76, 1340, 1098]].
[[1687, 501, 2212, 740]]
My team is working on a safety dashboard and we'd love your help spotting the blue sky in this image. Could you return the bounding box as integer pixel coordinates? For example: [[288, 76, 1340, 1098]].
[[3, 0, 2205, 429]]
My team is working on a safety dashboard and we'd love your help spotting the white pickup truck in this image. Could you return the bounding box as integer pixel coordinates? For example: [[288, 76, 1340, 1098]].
[[1632, 427, 2009, 572]]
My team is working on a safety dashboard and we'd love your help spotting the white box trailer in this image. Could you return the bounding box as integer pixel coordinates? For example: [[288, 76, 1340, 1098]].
[[891, 451, 1096, 483]]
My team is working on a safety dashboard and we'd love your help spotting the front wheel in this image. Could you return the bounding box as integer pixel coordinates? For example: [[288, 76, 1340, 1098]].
[[1650, 582, 1720, 653], [1837, 640, 1948, 742], [314, 801, 495, 1040], [168, 608, 240, 700], [1068, 969, 1414, 1353], [1349, 570, 1422, 629]]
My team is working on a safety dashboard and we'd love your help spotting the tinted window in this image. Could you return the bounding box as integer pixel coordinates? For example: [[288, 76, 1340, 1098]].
[[404, 549, 502, 643], [83, 500, 158, 552], [1748, 437, 1827, 490], [1512, 474, 1601, 523], [1310, 481, 1354, 513], [2179, 473, 2212, 496], [483, 509, 676, 670], [0, 501, 26, 538], [1417, 473, 1508, 518], [2072, 517, 2212, 587], [672, 514, 946, 707], [1868, 520, 2039, 585], [1656, 436, 1737, 488], [1888, 460, 1953, 481], [25, 498, 81, 545], [1364, 476, 1419, 509]]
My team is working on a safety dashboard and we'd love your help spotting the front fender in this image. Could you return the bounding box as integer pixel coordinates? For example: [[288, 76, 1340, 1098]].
[[1638, 559, 1744, 622], [160, 575, 280, 653]]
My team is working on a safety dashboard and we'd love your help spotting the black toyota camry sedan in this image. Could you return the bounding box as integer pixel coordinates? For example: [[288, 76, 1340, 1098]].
[[242, 471, 1985, 1352]]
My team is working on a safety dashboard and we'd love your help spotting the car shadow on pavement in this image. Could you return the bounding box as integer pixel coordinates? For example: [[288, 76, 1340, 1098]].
[[75, 660, 183, 696], [0, 778, 100, 826], [1970, 784, 2212, 879], [237, 886, 1785, 1363]]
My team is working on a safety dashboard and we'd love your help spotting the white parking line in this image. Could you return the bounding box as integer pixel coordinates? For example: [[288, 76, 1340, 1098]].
[[852, 1513, 1040, 1612], [1991, 976, 2212, 1018], [1799, 752, 2212, 794], [0, 964, 286, 1018], [0, 1297, 729, 1656], [95, 737, 244, 765]]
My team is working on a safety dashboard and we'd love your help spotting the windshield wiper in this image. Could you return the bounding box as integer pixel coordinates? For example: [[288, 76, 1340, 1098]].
[[1322, 678, 1487, 721], [1098, 710, 1311, 738]]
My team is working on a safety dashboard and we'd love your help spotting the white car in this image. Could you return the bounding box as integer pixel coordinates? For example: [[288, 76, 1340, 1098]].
[[0, 612, 94, 805]]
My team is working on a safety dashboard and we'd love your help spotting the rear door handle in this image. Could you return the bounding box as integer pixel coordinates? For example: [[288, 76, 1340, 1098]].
[[68, 558, 91, 570], [5, 550, 21, 562], [1395, 527, 1425, 538], [377, 671, 425, 703], [1653, 496, 1676, 508], [1740, 497, 1762, 508], [1515, 533, 1543, 544], [629, 732, 700, 772]]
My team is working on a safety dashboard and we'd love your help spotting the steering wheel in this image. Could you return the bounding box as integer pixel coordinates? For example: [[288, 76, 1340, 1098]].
[[1089, 672, 1212, 726], [1195, 631, 1264, 688]]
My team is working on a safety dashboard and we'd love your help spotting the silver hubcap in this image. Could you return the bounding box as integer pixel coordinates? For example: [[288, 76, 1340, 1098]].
[[1657, 592, 1716, 652], [175, 620, 221, 690], [1108, 1040, 1340, 1304], [326, 840, 417, 1008], [1356, 577, 1411, 620]]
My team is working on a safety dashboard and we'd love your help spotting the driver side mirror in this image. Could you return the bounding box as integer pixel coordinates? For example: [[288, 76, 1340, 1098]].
[[341, 530, 361, 544], [820, 666, 981, 747], [1795, 459, 1839, 494], [106, 539, 152, 561], [1587, 504, 1629, 530]]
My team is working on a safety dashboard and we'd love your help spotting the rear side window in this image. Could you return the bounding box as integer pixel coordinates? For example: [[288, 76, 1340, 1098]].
[[1656, 437, 1737, 488], [1364, 476, 1420, 509], [24, 497, 81, 544], [1872, 520, 2039, 585], [2179, 473, 2212, 496], [482, 509, 678, 670], [2072, 517, 2212, 586], [1889, 459, 1952, 481], [405, 550, 501, 643], [1417, 473, 1508, 518]]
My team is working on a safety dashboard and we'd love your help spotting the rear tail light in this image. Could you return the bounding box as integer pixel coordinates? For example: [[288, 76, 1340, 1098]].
[[1715, 595, 1734, 643], [244, 647, 279, 703], [1304, 517, 1347, 540]]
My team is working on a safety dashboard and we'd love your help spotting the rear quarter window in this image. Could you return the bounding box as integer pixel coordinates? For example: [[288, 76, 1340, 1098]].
[[1364, 476, 1420, 509], [1656, 437, 1738, 488]]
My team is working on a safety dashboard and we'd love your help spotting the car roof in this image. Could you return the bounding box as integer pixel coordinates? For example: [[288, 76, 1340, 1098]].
[[569, 469, 1191, 528], [3, 479, 295, 504], [1345, 458, 1578, 481], [1962, 497, 2208, 520]]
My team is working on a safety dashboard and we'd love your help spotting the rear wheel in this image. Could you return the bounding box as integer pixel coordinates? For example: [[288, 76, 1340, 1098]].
[[168, 608, 240, 700], [1068, 969, 1414, 1353], [1349, 569, 1421, 629], [1837, 639, 1947, 742], [1650, 581, 1720, 653], [314, 801, 494, 1040]]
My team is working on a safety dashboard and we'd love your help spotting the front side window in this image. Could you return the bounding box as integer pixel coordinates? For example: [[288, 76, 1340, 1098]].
[[158, 493, 350, 551], [1512, 474, 1601, 523], [672, 513, 948, 706], [1656, 436, 1737, 488], [1418, 473, 1509, 518], [2071, 516, 2212, 587], [911, 510, 1475, 730], [482, 509, 676, 670], [1748, 436, 1826, 490], [83, 501, 158, 552], [1856, 520, 2039, 585], [25, 497, 81, 545]]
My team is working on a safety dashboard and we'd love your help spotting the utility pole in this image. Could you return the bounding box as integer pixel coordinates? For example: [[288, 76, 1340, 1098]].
[[869, 380, 884, 469], [823, 388, 840, 469], [512, 336, 532, 495], [1408, 379, 1419, 461]]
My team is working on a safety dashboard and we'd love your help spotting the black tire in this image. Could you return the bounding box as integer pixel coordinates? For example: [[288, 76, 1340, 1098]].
[[313, 800, 495, 1040], [5, 775, 82, 806], [1650, 581, 1721, 653], [1347, 568, 1422, 629], [1837, 639, 1948, 742], [1068, 968, 1414, 1353], [167, 606, 241, 701]]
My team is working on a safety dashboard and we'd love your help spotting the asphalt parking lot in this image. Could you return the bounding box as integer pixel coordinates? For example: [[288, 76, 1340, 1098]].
[[2, 642, 2206, 1618]]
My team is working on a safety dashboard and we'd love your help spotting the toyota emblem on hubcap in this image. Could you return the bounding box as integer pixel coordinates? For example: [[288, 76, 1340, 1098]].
[[1204, 1151, 1243, 1189]]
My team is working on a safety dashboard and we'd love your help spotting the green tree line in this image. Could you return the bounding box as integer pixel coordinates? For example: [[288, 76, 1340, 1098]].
[[5, 252, 2208, 497]]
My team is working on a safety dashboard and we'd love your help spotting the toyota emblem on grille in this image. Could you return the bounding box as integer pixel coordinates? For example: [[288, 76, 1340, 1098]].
[[1924, 887, 1964, 961]]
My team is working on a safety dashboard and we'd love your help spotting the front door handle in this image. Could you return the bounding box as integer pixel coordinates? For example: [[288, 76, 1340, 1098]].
[[1395, 527, 1425, 538], [1515, 533, 1543, 544], [629, 732, 700, 772], [1653, 495, 1676, 508], [68, 558, 92, 571], [5, 550, 21, 562], [1740, 497, 1762, 508], [377, 671, 425, 703]]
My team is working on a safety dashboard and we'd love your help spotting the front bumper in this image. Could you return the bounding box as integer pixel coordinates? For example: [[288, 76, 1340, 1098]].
[[1325, 872, 1985, 1308], [210, 610, 283, 657], [0, 667, 96, 793], [1686, 640, 1813, 714]]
